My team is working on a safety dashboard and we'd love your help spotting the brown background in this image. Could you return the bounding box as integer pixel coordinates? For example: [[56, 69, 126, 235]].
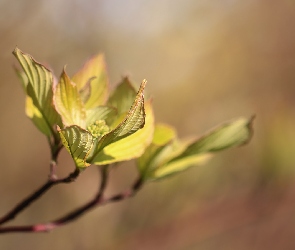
[[1, 1, 295, 249]]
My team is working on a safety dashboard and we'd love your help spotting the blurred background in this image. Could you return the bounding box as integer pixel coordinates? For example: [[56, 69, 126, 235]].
[[1, 0, 295, 249]]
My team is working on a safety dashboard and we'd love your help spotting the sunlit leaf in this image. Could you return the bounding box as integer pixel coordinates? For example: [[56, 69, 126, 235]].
[[143, 116, 254, 181], [25, 96, 52, 136], [91, 100, 154, 165], [58, 125, 95, 169], [107, 77, 137, 115], [72, 54, 109, 109], [54, 70, 86, 128], [14, 66, 28, 91], [174, 116, 254, 157], [88, 80, 147, 162], [13, 47, 62, 138], [78, 79, 92, 104], [153, 154, 211, 179], [86, 106, 117, 127], [152, 124, 176, 145], [137, 124, 176, 179]]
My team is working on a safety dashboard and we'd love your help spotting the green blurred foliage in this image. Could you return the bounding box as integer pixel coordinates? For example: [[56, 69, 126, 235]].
[[1, 0, 295, 249]]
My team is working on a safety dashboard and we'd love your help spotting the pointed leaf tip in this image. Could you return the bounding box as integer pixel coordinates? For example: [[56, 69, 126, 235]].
[[89, 80, 147, 161], [141, 79, 147, 88], [91, 100, 154, 165]]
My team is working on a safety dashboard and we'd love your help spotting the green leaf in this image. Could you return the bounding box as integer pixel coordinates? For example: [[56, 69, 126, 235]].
[[58, 125, 95, 169], [86, 106, 117, 127], [15, 66, 53, 135], [88, 80, 147, 162], [137, 124, 176, 178], [152, 124, 176, 145], [143, 116, 254, 180], [72, 54, 109, 109], [78, 79, 92, 104], [13, 47, 62, 138], [152, 154, 211, 180], [25, 96, 53, 136], [107, 77, 137, 115], [54, 69, 86, 128], [174, 116, 254, 157], [14, 66, 28, 91], [91, 100, 154, 165]]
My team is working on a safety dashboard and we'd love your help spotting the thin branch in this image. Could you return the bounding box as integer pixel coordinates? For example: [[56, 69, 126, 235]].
[[48, 137, 63, 181], [0, 171, 143, 234], [0, 168, 80, 226]]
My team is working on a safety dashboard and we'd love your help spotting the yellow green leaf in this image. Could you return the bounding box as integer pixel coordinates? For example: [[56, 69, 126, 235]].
[[88, 80, 147, 162], [72, 54, 109, 109], [107, 77, 137, 115], [153, 154, 212, 179], [152, 124, 176, 145], [58, 125, 95, 169], [137, 123, 176, 178], [13, 47, 62, 138], [14, 66, 28, 91], [54, 69, 86, 128], [143, 116, 254, 181], [86, 106, 117, 127], [91, 100, 154, 165], [174, 116, 254, 158], [25, 96, 52, 136]]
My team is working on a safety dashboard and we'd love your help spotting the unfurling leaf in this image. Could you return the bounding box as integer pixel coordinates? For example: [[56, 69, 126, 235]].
[[107, 77, 137, 115], [58, 125, 95, 169], [138, 116, 254, 181], [86, 106, 117, 127], [54, 69, 86, 128], [137, 124, 176, 179], [91, 100, 154, 165], [72, 54, 109, 109], [58, 80, 148, 168], [90, 79, 147, 157]]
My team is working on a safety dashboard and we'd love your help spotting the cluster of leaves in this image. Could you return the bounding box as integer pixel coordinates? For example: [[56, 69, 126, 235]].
[[0, 48, 254, 234], [14, 48, 253, 181]]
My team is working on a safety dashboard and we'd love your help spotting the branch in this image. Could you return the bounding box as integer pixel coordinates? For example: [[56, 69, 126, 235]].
[[0, 168, 143, 234], [0, 168, 80, 226]]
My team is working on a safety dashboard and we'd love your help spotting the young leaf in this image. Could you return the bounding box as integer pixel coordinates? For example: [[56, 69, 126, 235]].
[[26, 96, 53, 136], [54, 70, 86, 128], [86, 106, 117, 127], [14, 66, 28, 91], [107, 77, 137, 115], [152, 154, 211, 180], [142, 116, 254, 180], [72, 54, 109, 109], [58, 125, 95, 169], [91, 100, 154, 165], [137, 124, 176, 179], [174, 116, 254, 157], [88, 80, 147, 162], [13, 48, 62, 137], [15, 67, 53, 135], [78, 78, 92, 104]]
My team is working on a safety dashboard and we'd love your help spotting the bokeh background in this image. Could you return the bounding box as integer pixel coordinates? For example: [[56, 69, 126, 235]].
[[1, 0, 295, 249]]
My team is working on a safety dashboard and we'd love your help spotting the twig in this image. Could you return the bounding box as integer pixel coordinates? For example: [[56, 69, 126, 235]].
[[0, 168, 80, 226], [0, 169, 143, 234]]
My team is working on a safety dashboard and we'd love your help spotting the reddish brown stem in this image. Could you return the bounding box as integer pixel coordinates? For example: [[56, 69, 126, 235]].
[[0, 168, 80, 226], [0, 172, 143, 234]]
